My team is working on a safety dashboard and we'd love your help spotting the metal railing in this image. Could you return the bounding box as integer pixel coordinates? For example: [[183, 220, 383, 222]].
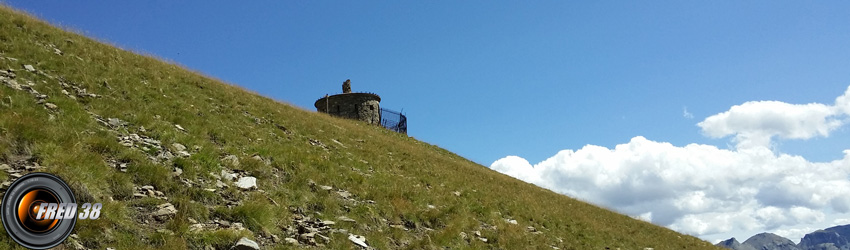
[[380, 108, 407, 134]]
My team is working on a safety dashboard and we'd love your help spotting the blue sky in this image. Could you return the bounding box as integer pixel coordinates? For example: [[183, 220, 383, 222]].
[[8, 0, 850, 244]]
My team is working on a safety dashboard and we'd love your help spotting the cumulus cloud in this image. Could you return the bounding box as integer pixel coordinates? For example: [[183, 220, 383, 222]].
[[490, 86, 850, 240], [837, 87, 850, 115], [697, 86, 850, 149], [834, 218, 850, 225]]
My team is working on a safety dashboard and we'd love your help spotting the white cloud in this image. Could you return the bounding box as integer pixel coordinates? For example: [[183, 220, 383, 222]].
[[490, 85, 850, 241], [683, 106, 694, 119], [834, 218, 850, 225], [697, 86, 850, 149], [837, 86, 850, 115], [634, 212, 653, 222]]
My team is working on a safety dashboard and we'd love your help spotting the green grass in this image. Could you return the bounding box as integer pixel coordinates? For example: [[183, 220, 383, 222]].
[[0, 5, 719, 250]]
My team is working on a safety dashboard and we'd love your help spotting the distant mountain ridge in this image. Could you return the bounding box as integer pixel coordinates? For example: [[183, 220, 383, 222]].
[[717, 225, 850, 250]]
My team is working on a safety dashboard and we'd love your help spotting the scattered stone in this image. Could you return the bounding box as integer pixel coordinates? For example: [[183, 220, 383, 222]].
[[470, 230, 489, 242], [427, 204, 436, 209], [107, 118, 125, 127], [284, 237, 299, 245], [44, 103, 58, 110], [337, 216, 356, 223], [57, 77, 99, 99], [452, 191, 461, 197], [188, 219, 245, 232], [65, 234, 85, 250], [157, 150, 174, 161], [22, 164, 38, 171], [274, 123, 290, 134], [116, 133, 168, 162], [221, 169, 237, 181], [286, 208, 340, 246], [506, 219, 518, 225], [218, 219, 231, 227], [172, 143, 186, 152], [135, 185, 167, 200], [309, 139, 327, 149], [336, 190, 352, 199], [176, 150, 190, 157], [174, 124, 186, 132], [156, 229, 175, 235], [2, 77, 21, 90], [172, 167, 183, 177], [153, 203, 177, 220], [23, 64, 35, 72], [318, 185, 333, 191], [236, 176, 257, 190], [348, 234, 369, 249], [0, 69, 15, 79], [222, 155, 239, 167], [188, 223, 205, 232], [251, 155, 271, 166], [299, 232, 317, 242], [232, 237, 260, 250], [459, 231, 468, 240]]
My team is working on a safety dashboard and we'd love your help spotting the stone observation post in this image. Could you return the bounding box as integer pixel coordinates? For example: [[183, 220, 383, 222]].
[[342, 79, 352, 93], [314, 79, 381, 125]]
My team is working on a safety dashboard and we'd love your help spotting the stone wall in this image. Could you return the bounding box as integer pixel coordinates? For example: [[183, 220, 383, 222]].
[[314, 93, 381, 125]]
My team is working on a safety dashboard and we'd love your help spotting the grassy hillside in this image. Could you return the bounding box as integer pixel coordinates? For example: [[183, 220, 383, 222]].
[[0, 6, 717, 250]]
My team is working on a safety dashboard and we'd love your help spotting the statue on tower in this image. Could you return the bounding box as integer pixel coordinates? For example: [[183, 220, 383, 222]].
[[342, 79, 352, 93]]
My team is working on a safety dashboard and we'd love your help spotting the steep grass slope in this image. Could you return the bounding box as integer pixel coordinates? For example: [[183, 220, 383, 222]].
[[0, 6, 717, 250]]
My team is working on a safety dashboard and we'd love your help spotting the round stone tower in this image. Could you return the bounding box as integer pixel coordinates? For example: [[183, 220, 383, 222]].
[[315, 79, 381, 125]]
